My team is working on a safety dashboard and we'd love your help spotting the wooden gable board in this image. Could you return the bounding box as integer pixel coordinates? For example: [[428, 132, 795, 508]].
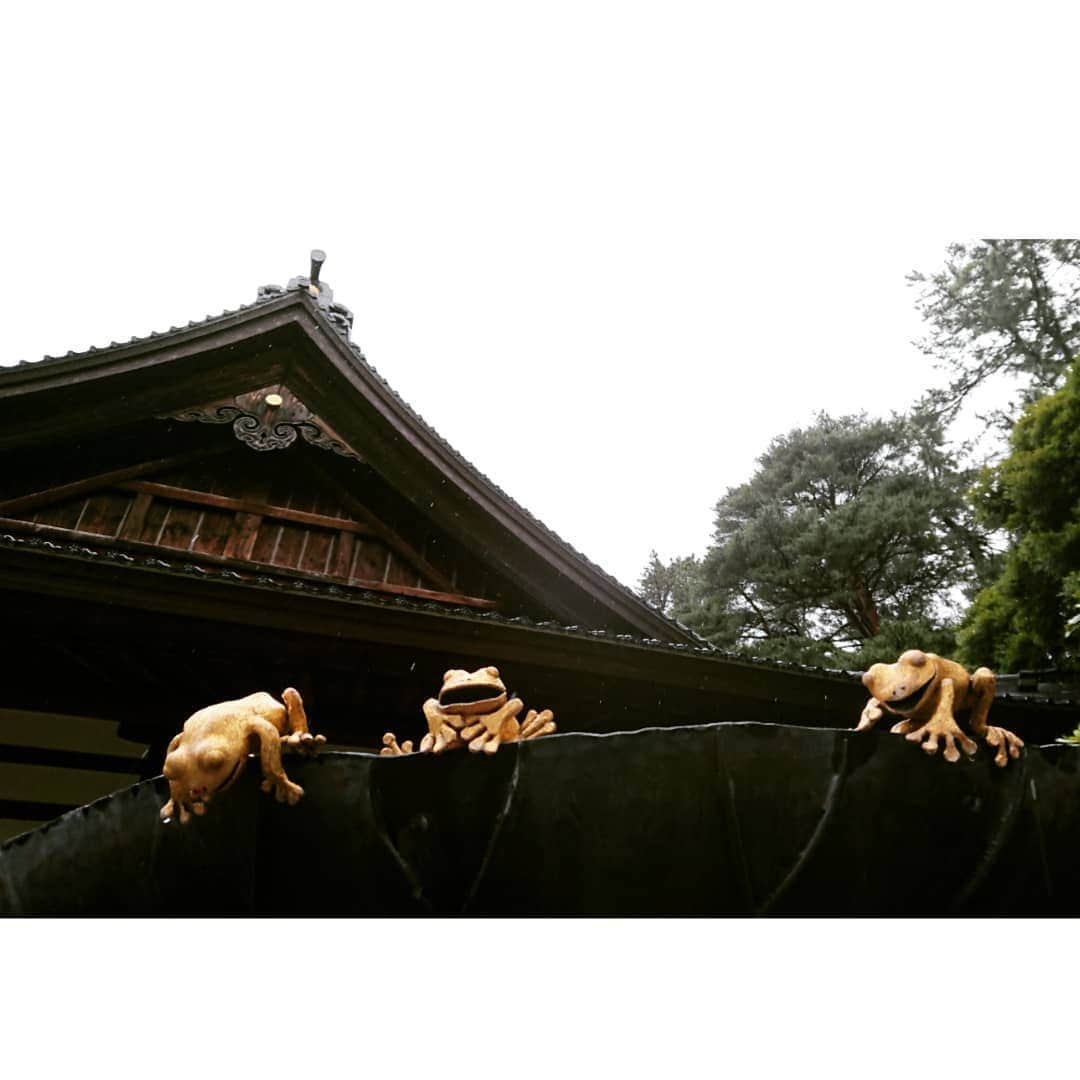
[[0, 288, 694, 642]]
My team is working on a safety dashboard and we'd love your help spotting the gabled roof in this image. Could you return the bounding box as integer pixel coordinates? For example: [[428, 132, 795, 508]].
[[0, 257, 697, 643]]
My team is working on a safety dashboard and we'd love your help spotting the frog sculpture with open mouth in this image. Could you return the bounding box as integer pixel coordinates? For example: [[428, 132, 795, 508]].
[[381, 666, 556, 756], [856, 649, 1023, 767]]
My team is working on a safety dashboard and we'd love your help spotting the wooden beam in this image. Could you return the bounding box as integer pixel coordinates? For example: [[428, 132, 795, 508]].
[[119, 480, 381, 537], [0, 518, 499, 609], [0, 447, 231, 516], [118, 490, 154, 541], [0, 744, 145, 774], [0, 798, 78, 822], [332, 530, 355, 579], [223, 512, 264, 560], [333, 487, 459, 595]]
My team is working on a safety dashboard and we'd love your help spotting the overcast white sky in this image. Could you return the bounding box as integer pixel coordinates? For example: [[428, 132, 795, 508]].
[[4, 0, 1080, 1053], [1, 2, 1074, 589]]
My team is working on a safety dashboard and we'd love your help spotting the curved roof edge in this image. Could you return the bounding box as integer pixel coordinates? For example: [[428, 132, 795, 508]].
[[0, 271, 698, 645]]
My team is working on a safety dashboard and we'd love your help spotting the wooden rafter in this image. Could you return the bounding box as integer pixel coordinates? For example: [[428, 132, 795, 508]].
[[333, 484, 459, 595], [0, 446, 232, 517], [0, 798, 79, 822], [0, 744, 144, 774], [116, 480, 382, 538]]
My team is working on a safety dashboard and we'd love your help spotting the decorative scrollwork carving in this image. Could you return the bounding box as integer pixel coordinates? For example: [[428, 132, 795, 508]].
[[163, 386, 364, 462]]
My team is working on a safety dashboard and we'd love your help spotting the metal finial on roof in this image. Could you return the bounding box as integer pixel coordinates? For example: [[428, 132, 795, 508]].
[[287, 248, 333, 301], [309, 249, 326, 287], [255, 249, 354, 338]]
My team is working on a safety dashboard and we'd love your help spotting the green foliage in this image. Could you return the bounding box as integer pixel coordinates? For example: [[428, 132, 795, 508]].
[[957, 361, 1080, 672], [637, 550, 701, 618], [647, 411, 982, 667], [636, 241, 1080, 675], [909, 239, 1080, 426], [845, 619, 958, 670]]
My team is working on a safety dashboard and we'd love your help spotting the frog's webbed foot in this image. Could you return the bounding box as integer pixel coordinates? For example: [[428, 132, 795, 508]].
[[420, 725, 462, 754], [282, 730, 327, 752], [894, 714, 978, 764], [464, 728, 503, 754], [260, 775, 304, 804], [461, 698, 525, 755], [161, 795, 198, 824], [519, 708, 556, 740], [984, 725, 1023, 767], [380, 732, 415, 756]]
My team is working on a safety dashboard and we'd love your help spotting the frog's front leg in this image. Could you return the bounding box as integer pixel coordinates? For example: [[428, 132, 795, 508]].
[[280, 687, 327, 751], [461, 698, 525, 755], [891, 678, 978, 763], [250, 719, 304, 804], [420, 699, 463, 754], [856, 698, 885, 731], [964, 667, 1023, 767], [160, 734, 183, 822]]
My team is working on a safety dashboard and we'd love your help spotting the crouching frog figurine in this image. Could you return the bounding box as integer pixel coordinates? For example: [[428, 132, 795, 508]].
[[857, 650, 1023, 767], [381, 666, 556, 756], [161, 687, 325, 824]]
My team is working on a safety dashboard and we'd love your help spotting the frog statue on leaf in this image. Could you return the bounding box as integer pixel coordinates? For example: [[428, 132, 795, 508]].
[[381, 666, 556, 757], [160, 688, 325, 824], [856, 650, 1023, 767]]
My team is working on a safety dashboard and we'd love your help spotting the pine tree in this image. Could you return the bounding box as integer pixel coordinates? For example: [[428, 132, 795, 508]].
[[657, 411, 983, 667], [909, 239, 1080, 426]]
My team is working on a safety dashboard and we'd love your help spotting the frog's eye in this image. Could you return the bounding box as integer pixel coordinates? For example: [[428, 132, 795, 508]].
[[198, 748, 226, 770], [485, 666, 500, 679], [898, 649, 927, 668], [443, 670, 456, 682]]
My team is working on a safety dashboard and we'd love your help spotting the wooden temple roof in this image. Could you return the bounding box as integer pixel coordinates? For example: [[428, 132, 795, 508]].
[[0, 274, 693, 642]]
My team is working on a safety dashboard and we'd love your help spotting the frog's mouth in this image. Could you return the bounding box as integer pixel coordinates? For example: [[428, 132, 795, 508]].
[[440, 683, 504, 708], [187, 757, 246, 810], [213, 757, 245, 796], [884, 675, 936, 715]]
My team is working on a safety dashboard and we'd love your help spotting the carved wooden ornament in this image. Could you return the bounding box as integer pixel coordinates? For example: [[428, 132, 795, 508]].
[[165, 385, 363, 461], [856, 650, 1023, 767], [381, 666, 556, 757]]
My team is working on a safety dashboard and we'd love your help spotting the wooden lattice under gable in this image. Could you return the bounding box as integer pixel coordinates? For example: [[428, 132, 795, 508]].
[[0, 442, 497, 609]]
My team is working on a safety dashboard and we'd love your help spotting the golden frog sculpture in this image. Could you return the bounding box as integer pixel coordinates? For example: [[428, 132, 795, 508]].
[[381, 666, 555, 757], [857, 650, 1022, 767], [160, 688, 324, 823]]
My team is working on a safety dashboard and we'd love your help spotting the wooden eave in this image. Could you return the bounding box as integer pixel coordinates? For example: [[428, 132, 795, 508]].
[[2, 536, 1073, 743], [0, 290, 695, 642], [0, 530, 858, 708]]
